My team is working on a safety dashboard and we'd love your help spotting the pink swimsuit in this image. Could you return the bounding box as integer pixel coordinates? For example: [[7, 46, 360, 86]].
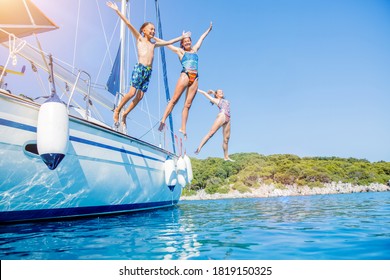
[[217, 99, 231, 124]]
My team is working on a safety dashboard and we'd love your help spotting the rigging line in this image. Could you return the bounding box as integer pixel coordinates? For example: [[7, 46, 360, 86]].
[[94, 17, 120, 85], [137, 108, 160, 127], [127, 117, 153, 133], [33, 33, 50, 74], [22, 0, 36, 25], [32, 63, 49, 97], [138, 121, 160, 140], [90, 82, 110, 90], [123, 3, 133, 91], [91, 104, 105, 123], [158, 45, 161, 121], [138, 109, 160, 124], [143, 95, 157, 141], [130, 30, 138, 64], [144, 0, 147, 22], [95, 0, 114, 66], [72, 0, 81, 71], [128, 1, 138, 65]]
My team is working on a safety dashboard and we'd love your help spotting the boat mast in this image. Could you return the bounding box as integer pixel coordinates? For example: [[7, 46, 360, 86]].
[[119, 0, 127, 100]]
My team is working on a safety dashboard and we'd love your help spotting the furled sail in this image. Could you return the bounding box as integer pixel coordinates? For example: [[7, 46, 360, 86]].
[[155, 0, 176, 154], [106, 43, 121, 96]]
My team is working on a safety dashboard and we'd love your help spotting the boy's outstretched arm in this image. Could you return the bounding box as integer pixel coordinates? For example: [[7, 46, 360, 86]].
[[154, 31, 191, 47], [106, 1, 141, 40]]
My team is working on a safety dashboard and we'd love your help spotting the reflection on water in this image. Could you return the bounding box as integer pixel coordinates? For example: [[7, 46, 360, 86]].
[[0, 192, 389, 259]]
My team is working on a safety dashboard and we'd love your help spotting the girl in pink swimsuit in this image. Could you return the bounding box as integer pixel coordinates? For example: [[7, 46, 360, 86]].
[[195, 89, 234, 162]]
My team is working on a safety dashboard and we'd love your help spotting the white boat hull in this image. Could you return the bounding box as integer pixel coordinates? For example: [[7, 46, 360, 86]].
[[0, 90, 181, 223]]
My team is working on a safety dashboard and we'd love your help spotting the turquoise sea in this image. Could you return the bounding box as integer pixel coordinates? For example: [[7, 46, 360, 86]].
[[1, 192, 389, 260]]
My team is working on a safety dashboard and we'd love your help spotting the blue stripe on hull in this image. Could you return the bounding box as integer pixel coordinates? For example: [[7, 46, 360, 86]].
[[0, 117, 36, 132], [0, 200, 179, 223], [69, 136, 164, 162], [0, 117, 164, 162]]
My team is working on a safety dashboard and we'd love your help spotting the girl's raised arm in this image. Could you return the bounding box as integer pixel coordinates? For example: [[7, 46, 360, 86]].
[[165, 44, 184, 56], [198, 89, 218, 105], [106, 1, 141, 40], [192, 22, 212, 52]]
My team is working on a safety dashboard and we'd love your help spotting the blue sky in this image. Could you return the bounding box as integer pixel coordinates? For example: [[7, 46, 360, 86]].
[[1, 0, 390, 162]]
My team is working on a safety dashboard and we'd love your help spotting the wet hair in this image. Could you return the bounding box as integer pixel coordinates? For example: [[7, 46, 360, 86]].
[[180, 37, 192, 49], [139, 22, 154, 36]]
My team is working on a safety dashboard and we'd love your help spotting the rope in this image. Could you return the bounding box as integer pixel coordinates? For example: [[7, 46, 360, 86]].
[[31, 62, 49, 97], [138, 121, 160, 140], [96, 0, 114, 65], [143, 95, 156, 141], [94, 14, 119, 85], [23, 0, 36, 25], [144, 0, 147, 22], [94, 0, 121, 86], [0, 34, 26, 81], [33, 33, 50, 73]]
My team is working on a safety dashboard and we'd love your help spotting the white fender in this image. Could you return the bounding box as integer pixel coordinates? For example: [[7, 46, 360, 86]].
[[164, 157, 177, 188], [37, 94, 69, 170], [183, 154, 193, 183], [177, 156, 187, 188]]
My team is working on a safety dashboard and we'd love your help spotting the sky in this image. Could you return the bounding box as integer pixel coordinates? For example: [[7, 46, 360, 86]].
[[1, 0, 390, 162]]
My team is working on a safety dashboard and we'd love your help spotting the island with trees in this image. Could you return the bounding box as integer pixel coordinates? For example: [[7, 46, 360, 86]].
[[182, 153, 390, 200]]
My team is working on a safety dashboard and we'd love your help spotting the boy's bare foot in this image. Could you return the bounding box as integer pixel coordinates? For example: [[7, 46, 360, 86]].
[[113, 108, 120, 126], [194, 148, 200, 155], [121, 112, 127, 126]]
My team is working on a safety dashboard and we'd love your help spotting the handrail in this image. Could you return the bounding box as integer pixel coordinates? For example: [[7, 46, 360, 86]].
[[67, 70, 92, 120]]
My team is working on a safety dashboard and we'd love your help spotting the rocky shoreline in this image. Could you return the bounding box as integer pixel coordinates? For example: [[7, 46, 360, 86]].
[[180, 182, 390, 201]]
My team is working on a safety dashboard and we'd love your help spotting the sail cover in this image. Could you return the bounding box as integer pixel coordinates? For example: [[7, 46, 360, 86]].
[[0, 0, 58, 43]]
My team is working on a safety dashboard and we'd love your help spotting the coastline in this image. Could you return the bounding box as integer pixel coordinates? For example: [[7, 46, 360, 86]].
[[180, 182, 390, 201]]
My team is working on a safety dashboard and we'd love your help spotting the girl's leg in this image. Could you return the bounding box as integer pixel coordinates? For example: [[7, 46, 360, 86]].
[[195, 113, 225, 154], [180, 78, 198, 137], [159, 74, 188, 131], [114, 86, 137, 123], [122, 89, 144, 125], [222, 120, 232, 160]]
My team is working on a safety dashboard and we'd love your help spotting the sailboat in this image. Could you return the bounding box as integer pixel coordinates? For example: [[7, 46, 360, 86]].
[[0, 0, 191, 223]]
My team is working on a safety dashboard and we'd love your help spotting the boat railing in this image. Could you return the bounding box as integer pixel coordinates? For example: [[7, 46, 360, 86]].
[[67, 70, 92, 120]]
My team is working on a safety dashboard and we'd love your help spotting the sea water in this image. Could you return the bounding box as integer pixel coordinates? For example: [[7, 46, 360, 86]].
[[1, 192, 389, 260]]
